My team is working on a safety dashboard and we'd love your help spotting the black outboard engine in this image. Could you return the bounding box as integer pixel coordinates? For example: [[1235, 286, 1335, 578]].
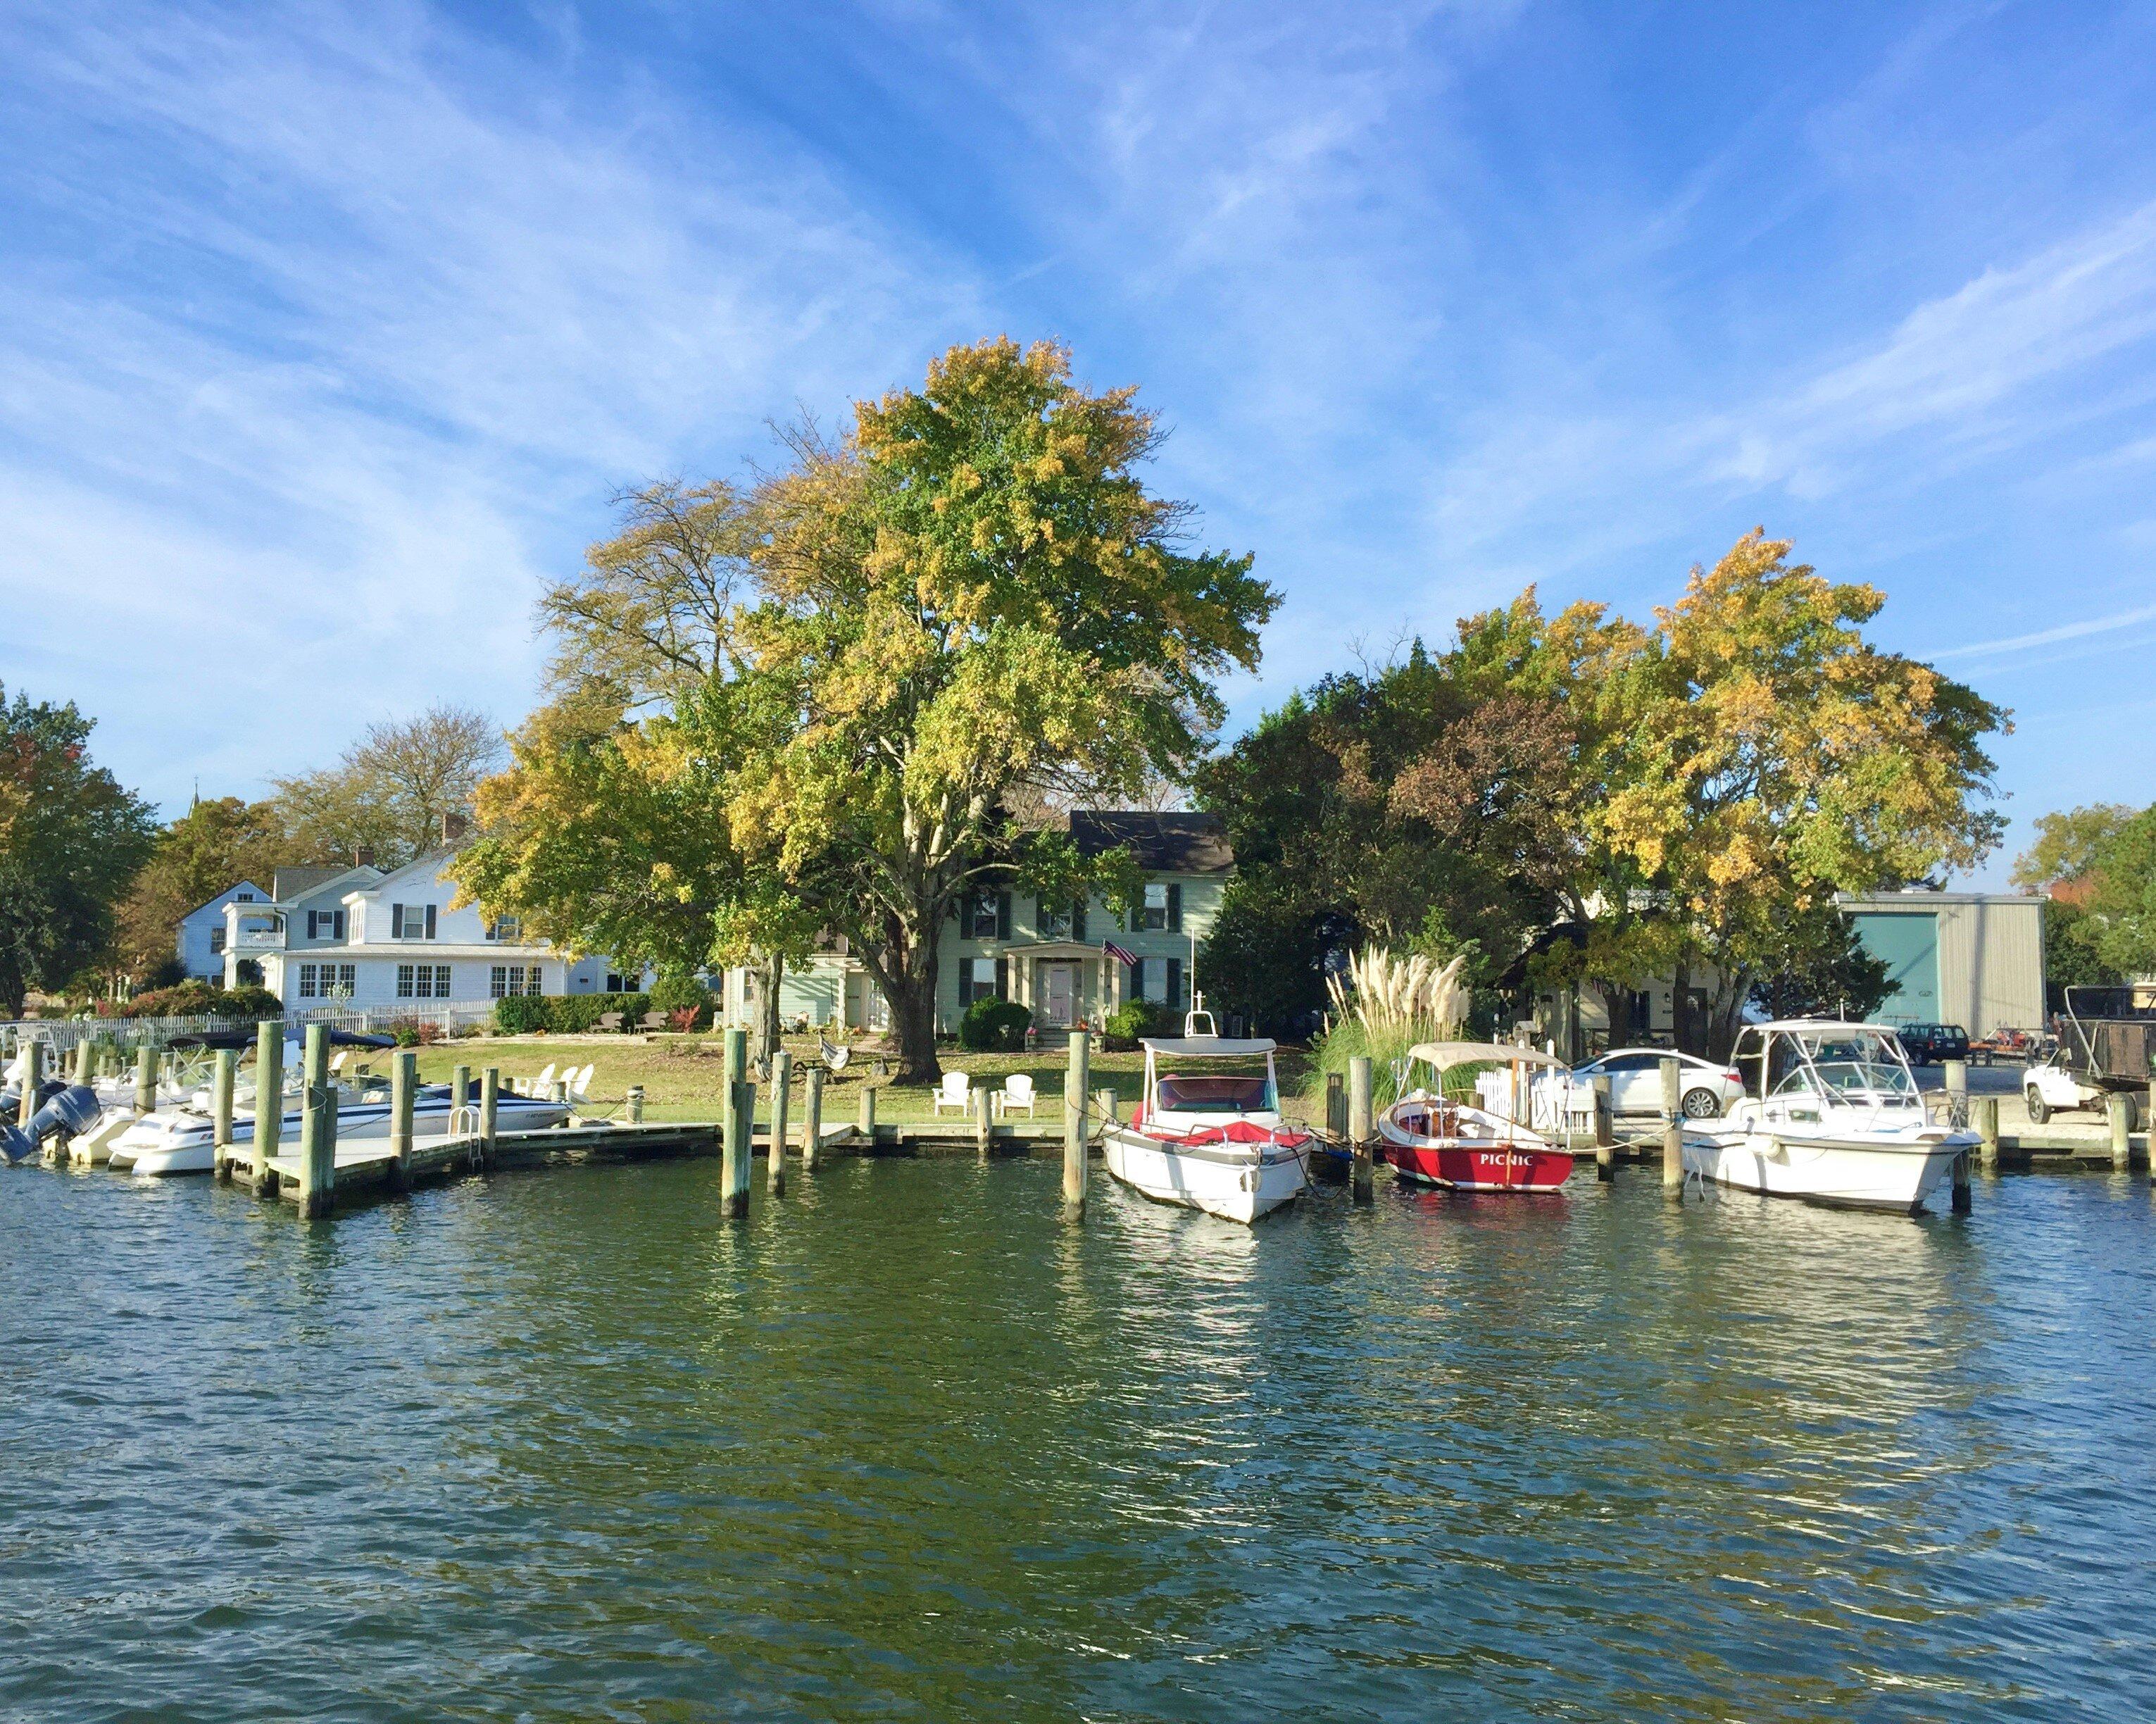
[[0, 1084, 104, 1166]]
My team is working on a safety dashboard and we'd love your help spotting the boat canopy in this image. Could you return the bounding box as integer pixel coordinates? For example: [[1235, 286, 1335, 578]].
[[1406, 1041, 1568, 1073], [1140, 1037, 1277, 1057]]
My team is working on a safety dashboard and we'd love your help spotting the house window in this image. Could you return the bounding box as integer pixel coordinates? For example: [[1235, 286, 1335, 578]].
[[391, 904, 437, 940], [299, 963, 318, 998], [307, 910, 347, 941], [605, 971, 628, 993], [1138, 956, 1183, 1006], [963, 892, 1008, 940], [397, 963, 449, 999], [397, 964, 415, 999], [332, 963, 355, 997], [962, 956, 1002, 1006], [210, 928, 226, 955], [235, 892, 256, 902], [1037, 899, 1086, 942], [1138, 883, 1170, 931], [491, 965, 541, 999], [487, 915, 522, 942]]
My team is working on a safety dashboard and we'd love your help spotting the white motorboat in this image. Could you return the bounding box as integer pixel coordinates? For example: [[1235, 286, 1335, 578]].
[[109, 1078, 572, 1175], [1682, 1020, 1974, 1213], [1100, 1023, 1310, 1224]]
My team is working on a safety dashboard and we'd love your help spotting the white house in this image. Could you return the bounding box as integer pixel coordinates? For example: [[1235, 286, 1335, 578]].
[[220, 852, 616, 1011], [175, 880, 271, 982]]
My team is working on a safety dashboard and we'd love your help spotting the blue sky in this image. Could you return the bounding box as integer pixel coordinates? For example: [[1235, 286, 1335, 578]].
[[4, 1, 2153, 886]]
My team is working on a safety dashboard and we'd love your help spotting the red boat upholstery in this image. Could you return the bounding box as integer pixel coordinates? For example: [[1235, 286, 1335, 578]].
[[1134, 1118, 1311, 1149]]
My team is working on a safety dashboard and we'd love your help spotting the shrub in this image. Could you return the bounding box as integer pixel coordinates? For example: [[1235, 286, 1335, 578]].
[[646, 974, 713, 1031], [494, 994, 554, 1035], [391, 1024, 421, 1047], [145, 956, 189, 990], [1102, 999, 1174, 1051], [546, 992, 651, 1033], [120, 981, 282, 1020], [959, 998, 1032, 1052]]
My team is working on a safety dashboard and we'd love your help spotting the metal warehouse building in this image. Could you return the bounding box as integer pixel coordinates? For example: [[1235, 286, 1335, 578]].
[[1841, 890, 2047, 1038]]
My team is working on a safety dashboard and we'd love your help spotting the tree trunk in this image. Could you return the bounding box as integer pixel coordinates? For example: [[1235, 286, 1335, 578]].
[[889, 968, 941, 1085], [753, 951, 784, 1073], [1592, 979, 1630, 1049], [1704, 967, 1750, 1061], [1670, 953, 1692, 1054]]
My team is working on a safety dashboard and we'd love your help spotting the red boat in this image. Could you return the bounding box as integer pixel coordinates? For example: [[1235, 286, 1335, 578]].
[[1377, 1042, 1574, 1193]]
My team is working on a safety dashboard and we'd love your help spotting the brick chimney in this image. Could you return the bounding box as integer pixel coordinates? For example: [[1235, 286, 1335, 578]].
[[354, 844, 375, 868], [441, 810, 470, 847]]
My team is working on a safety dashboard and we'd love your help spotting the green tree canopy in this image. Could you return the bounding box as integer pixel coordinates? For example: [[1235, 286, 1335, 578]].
[[0, 685, 157, 1013], [111, 795, 294, 980]]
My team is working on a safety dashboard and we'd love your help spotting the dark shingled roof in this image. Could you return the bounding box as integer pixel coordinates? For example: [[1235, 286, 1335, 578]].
[[1067, 811, 1234, 875], [272, 866, 346, 903]]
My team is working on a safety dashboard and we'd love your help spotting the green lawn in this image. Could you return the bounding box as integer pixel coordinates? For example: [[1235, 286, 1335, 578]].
[[397, 1032, 1314, 1126]]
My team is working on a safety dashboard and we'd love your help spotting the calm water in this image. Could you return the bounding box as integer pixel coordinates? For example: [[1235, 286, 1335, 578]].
[[4, 1155, 2153, 1723]]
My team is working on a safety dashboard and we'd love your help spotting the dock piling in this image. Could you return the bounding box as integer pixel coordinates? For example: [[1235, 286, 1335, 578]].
[[389, 1051, 415, 1192], [133, 1045, 156, 1118], [859, 1080, 876, 1142], [1976, 1094, 1999, 1175], [1944, 1058, 1969, 1128], [803, 1067, 824, 1173], [626, 1084, 645, 1125], [1660, 1056, 1683, 1196], [452, 1063, 472, 1128], [1592, 1074, 1615, 1181], [2109, 1091, 2132, 1172], [722, 1028, 751, 1218], [1951, 1148, 1972, 1213], [480, 1067, 499, 1167], [1063, 1030, 1090, 1223], [974, 1084, 991, 1157], [296, 1023, 336, 1218], [73, 1036, 92, 1085], [251, 1020, 282, 1196], [17, 1041, 41, 1131], [1348, 1054, 1374, 1205], [211, 1050, 236, 1180], [1326, 1070, 1346, 1143], [770, 1050, 791, 1194]]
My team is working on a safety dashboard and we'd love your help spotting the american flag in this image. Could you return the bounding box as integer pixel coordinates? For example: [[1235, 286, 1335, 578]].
[[1101, 938, 1139, 968]]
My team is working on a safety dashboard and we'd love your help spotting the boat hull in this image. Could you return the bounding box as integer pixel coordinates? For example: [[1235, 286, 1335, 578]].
[[1101, 1125, 1307, 1224], [1681, 1126, 1970, 1213], [1383, 1140, 1573, 1192], [109, 1095, 572, 1175]]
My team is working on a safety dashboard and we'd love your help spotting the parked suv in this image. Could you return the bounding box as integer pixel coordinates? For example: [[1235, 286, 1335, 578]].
[[1895, 1023, 1970, 1066]]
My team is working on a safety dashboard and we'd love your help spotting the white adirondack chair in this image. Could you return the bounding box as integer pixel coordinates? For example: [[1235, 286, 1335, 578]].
[[997, 1073, 1036, 1119], [932, 1070, 971, 1116], [526, 1061, 556, 1098]]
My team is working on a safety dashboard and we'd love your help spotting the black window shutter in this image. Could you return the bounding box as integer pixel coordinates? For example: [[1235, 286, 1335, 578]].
[[425, 904, 438, 939], [1132, 957, 1146, 1001], [995, 956, 1008, 1000], [391, 904, 404, 938], [1167, 957, 1183, 1006], [334, 910, 346, 941], [1072, 899, 1087, 942], [1167, 884, 1182, 932], [1129, 898, 1141, 934], [996, 892, 1012, 940]]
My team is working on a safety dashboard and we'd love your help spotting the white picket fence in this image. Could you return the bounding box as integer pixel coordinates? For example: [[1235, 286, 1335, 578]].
[[1, 1000, 498, 1056]]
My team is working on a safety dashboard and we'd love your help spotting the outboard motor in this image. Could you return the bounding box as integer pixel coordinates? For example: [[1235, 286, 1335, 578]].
[[0, 1083, 104, 1166]]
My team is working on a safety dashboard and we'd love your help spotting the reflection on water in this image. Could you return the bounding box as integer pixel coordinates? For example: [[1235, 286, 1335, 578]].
[[4, 1158, 2153, 1722]]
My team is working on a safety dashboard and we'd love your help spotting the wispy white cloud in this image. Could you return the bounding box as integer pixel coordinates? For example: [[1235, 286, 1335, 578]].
[[1929, 601, 2156, 663]]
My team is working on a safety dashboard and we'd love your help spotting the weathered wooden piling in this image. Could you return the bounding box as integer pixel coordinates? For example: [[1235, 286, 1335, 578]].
[[251, 1020, 282, 1195], [480, 1067, 500, 1166], [1951, 1147, 1972, 1212], [2110, 1091, 2132, 1172], [1326, 1070, 1346, 1142], [770, 1049, 791, 1194], [858, 1080, 876, 1141], [451, 1063, 472, 1128], [803, 1067, 824, 1173], [722, 1027, 751, 1218], [1348, 1054, 1375, 1204], [626, 1084, 645, 1125], [1660, 1055, 1684, 1195], [1943, 1058, 1969, 1120], [1094, 1085, 1117, 1128], [296, 1023, 336, 1218], [73, 1036, 92, 1084], [133, 1045, 156, 1117], [211, 1050, 236, 1180], [1591, 1073, 1615, 1182], [1976, 1094, 1999, 1175], [17, 1040, 42, 1129], [1063, 1030, 1090, 1223], [974, 1085, 992, 1157], [389, 1050, 415, 1192]]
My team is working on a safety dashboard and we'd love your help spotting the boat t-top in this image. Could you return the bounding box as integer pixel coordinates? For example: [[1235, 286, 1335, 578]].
[[1682, 1020, 1974, 1213], [1378, 1041, 1575, 1193], [1100, 1001, 1310, 1224]]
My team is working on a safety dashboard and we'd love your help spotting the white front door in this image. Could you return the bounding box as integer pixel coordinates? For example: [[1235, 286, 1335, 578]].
[[1042, 963, 1076, 1028]]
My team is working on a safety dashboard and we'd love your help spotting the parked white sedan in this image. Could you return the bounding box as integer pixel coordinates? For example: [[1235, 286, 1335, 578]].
[[1572, 1048, 1746, 1120]]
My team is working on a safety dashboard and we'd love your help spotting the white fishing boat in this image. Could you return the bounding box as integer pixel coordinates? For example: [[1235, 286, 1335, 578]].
[[1682, 1020, 1974, 1213], [1099, 1010, 1310, 1224], [108, 1077, 571, 1175]]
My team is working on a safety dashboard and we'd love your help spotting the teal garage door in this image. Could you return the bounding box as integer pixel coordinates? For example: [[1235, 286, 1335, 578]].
[[1850, 912, 1939, 1023]]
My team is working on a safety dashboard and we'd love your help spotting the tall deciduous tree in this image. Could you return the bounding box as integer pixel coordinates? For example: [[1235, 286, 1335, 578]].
[[0, 685, 157, 1013], [2076, 804, 2156, 979], [272, 703, 505, 869], [731, 338, 1276, 1080], [1596, 530, 2007, 1053]]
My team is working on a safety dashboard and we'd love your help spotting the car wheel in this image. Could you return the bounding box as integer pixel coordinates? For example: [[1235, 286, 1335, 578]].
[[1681, 1087, 1722, 1120], [2026, 1089, 2050, 1125]]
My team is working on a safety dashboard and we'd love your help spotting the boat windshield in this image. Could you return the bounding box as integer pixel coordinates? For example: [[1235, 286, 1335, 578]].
[[1155, 1073, 1274, 1113], [1774, 1061, 1916, 1101]]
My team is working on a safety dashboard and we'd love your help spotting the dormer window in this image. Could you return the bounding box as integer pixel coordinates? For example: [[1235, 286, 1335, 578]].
[[391, 904, 438, 940], [307, 910, 348, 941]]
